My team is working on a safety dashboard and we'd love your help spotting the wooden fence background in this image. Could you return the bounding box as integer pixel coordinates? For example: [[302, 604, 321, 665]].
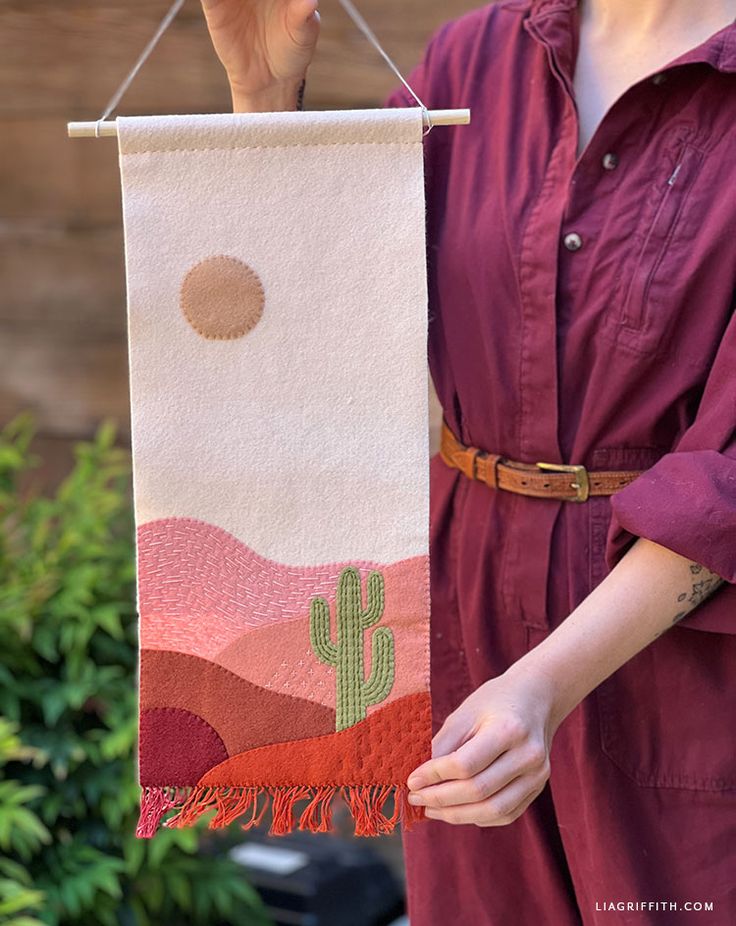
[[1, 0, 477, 482]]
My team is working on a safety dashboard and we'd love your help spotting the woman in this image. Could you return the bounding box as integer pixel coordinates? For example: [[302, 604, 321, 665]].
[[201, 1, 736, 922]]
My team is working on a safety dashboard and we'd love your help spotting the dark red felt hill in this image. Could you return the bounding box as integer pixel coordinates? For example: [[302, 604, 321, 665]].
[[140, 649, 336, 785]]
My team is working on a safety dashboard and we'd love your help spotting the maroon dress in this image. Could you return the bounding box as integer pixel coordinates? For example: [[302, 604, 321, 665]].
[[384, 1, 736, 923]]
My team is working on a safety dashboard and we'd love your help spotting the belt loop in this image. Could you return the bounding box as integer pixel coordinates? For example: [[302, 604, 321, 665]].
[[466, 446, 480, 481], [473, 450, 484, 482], [483, 453, 502, 489], [440, 419, 477, 481]]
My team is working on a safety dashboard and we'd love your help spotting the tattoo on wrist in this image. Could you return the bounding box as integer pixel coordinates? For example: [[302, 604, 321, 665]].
[[671, 563, 724, 624], [296, 78, 306, 111]]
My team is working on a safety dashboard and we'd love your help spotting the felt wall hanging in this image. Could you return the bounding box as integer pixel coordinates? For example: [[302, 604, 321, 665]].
[[117, 109, 431, 838]]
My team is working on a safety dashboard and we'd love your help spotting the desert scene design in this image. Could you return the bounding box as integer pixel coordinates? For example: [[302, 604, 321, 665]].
[[129, 245, 430, 833], [138, 516, 431, 789], [120, 92, 433, 840]]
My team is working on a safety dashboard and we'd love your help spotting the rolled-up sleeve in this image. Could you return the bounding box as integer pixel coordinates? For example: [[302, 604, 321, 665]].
[[605, 304, 736, 592]]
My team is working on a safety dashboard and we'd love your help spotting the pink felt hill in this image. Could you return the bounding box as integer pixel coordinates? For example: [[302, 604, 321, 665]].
[[215, 602, 428, 709], [138, 517, 429, 678]]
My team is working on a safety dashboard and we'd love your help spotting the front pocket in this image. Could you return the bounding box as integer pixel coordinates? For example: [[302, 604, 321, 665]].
[[596, 627, 736, 791], [617, 142, 706, 336]]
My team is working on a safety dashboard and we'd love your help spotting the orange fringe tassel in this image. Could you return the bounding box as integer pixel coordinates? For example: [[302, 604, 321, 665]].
[[137, 783, 424, 838]]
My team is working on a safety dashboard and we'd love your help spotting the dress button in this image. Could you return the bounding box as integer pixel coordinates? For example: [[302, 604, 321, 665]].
[[602, 152, 619, 170], [652, 72, 668, 85], [563, 232, 583, 251]]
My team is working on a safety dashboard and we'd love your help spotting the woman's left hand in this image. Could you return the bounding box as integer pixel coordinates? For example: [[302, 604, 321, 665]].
[[406, 664, 564, 826]]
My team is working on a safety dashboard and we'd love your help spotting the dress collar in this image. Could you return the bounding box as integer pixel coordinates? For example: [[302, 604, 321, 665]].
[[524, 0, 736, 74]]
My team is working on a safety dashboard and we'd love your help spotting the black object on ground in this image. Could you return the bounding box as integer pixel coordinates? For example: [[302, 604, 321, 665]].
[[229, 830, 404, 926]]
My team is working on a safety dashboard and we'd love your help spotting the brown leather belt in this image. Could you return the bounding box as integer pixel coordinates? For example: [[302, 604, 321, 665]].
[[440, 422, 644, 502]]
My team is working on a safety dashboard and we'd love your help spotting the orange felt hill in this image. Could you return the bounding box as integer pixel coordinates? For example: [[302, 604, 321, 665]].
[[198, 690, 431, 789]]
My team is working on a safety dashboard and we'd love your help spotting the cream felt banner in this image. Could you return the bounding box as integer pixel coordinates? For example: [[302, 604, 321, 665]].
[[117, 109, 431, 838]]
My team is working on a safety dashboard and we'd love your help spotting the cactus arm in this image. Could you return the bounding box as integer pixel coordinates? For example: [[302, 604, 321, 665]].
[[363, 626, 395, 706], [360, 571, 385, 628], [309, 597, 337, 665]]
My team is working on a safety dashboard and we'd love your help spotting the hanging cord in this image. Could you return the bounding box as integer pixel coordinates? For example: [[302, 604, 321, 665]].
[[94, 0, 186, 137], [93, 0, 432, 136], [336, 0, 433, 135]]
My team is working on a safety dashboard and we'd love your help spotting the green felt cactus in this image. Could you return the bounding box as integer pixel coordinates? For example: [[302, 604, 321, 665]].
[[309, 567, 395, 732]]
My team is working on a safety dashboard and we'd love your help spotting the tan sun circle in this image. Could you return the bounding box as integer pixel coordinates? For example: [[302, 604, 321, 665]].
[[180, 255, 265, 340]]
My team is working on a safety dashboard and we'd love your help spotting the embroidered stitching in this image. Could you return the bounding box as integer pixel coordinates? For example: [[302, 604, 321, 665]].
[[309, 567, 395, 731], [180, 254, 265, 341], [123, 141, 420, 155]]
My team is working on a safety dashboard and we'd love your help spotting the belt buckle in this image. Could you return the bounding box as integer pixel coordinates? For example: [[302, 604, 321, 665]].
[[535, 461, 590, 502]]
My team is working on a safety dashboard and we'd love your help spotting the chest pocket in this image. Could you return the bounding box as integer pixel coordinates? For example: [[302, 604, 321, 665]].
[[606, 132, 708, 354]]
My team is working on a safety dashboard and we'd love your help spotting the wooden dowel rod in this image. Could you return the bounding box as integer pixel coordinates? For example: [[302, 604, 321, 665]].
[[425, 109, 471, 126], [67, 108, 470, 138]]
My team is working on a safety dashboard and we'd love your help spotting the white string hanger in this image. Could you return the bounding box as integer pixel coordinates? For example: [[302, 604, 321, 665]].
[[337, 0, 434, 134], [67, 0, 470, 138], [93, 0, 187, 137]]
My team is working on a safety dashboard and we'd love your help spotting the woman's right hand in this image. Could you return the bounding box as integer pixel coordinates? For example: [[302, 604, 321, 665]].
[[200, 0, 321, 111]]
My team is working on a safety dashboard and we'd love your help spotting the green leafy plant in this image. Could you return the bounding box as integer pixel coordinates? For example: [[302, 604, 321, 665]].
[[0, 717, 46, 925], [0, 415, 271, 926]]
